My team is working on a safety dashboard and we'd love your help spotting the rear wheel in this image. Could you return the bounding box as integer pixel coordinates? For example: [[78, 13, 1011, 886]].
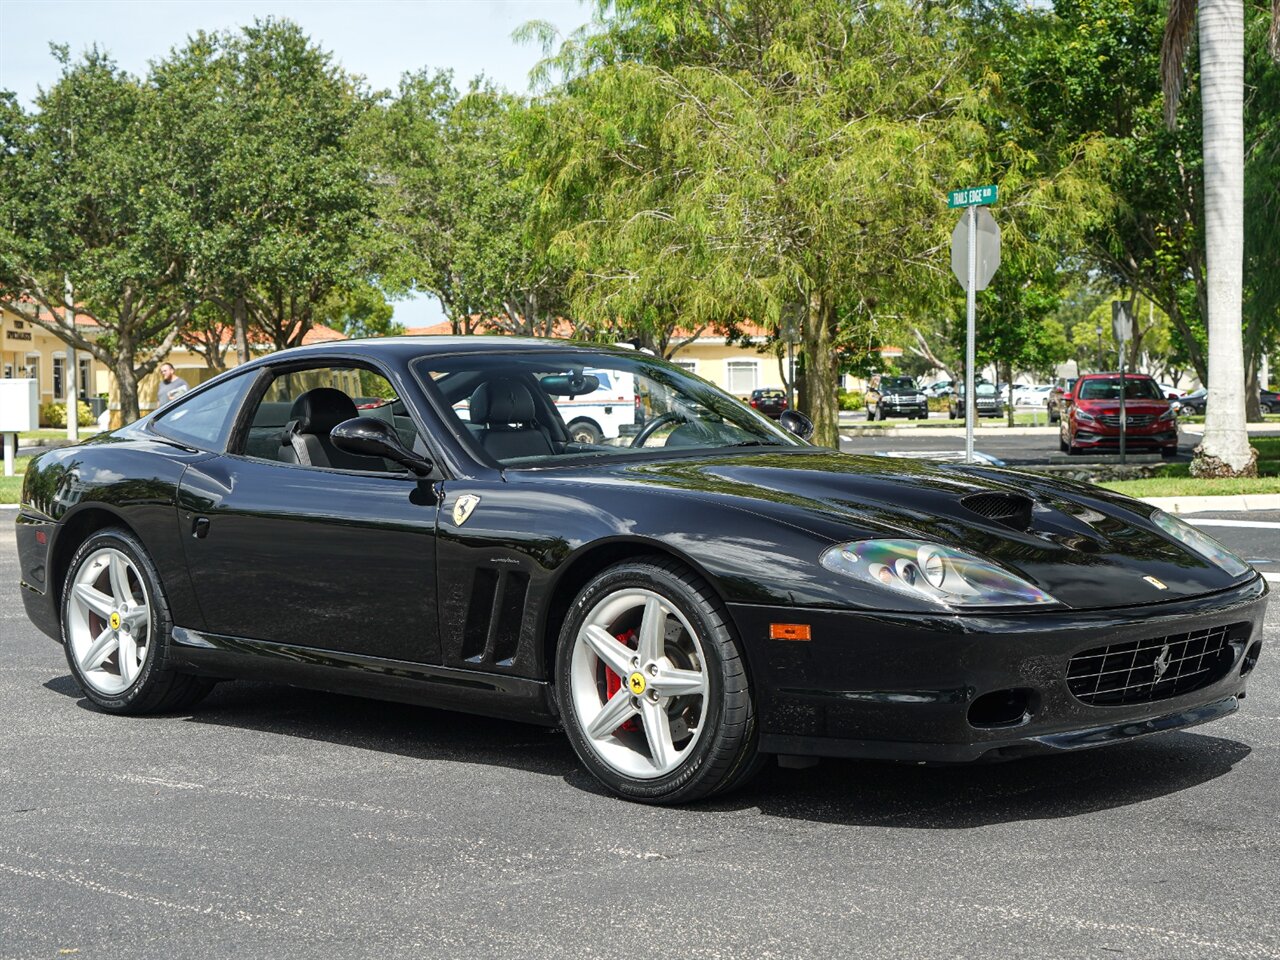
[[62, 528, 214, 714], [556, 558, 759, 804]]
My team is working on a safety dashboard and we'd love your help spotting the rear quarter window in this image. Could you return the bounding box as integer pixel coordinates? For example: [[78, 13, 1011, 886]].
[[151, 372, 255, 452]]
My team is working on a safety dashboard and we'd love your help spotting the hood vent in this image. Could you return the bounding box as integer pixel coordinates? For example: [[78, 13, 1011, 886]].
[[960, 492, 1033, 531]]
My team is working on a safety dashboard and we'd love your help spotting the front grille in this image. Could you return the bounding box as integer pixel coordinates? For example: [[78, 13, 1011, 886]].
[[1066, 624, 1242, 706], [1097, 413, 1155, 427]]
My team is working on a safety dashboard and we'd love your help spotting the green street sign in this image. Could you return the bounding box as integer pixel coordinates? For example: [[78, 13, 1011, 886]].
[[948, 184, 998, 208]]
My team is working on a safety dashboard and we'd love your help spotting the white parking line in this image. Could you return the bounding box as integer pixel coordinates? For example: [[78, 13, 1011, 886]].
[[1185, 519, 1280, 530], [1262, 572, 1280, 583]]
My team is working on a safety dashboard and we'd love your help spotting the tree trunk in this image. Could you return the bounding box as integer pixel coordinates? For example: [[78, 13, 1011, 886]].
[[114, 343, 141, 425], [802, 293, 840, 448], [1193, 0, 1256, 476], [234, 295, 249, 366]]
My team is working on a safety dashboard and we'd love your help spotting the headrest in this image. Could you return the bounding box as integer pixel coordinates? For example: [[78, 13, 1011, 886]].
[[470, 379, 537, 425], [289, 387, 358, 436]]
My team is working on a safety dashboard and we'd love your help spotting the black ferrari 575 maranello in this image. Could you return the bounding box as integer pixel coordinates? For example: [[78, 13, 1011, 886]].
[[15, 338, 1267, 803]]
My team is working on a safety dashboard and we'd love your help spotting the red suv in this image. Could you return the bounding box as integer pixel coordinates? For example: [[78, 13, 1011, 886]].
[[1059, 373, 1178, 458]]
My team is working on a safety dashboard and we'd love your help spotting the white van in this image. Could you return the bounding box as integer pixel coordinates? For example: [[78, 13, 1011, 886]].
[[554, 368, 637, 444]]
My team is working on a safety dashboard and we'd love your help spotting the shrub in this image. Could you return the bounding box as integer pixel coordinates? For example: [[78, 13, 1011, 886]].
[[838, 389, 865, 411], [40, 400, 97, 428]]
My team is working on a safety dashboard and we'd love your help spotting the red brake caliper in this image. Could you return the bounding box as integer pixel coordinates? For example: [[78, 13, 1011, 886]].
[[605, 628, 641, 733]]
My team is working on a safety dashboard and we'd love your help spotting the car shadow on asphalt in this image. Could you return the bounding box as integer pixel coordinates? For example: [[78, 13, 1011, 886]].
[[45, 674, 1251, 826]]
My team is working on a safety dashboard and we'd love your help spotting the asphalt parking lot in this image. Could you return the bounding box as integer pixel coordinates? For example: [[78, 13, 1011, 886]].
[[2, 517, 1278, 960]]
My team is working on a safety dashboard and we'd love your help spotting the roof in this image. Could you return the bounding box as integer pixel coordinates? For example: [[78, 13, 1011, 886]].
[[405, 318, 774, 341]]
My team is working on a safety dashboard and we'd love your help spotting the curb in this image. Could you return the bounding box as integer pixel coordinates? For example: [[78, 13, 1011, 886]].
[[1138, 494, 1280, 515]]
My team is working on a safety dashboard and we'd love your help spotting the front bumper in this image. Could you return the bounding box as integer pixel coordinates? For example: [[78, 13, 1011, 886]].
[[728, 576, 1266, 762], [1072, 426, 1177, 450]]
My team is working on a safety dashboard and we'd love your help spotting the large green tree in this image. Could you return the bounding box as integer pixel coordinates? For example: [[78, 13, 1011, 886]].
[[152, 19, 376, 358], [365, 71, 566, 336], [0, 48, 193, 422], [524, 0, 990, 446]]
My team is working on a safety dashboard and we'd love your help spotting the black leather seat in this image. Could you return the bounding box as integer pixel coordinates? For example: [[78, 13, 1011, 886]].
[[470, 379, 555, 460], [279, 387, 384, 470]]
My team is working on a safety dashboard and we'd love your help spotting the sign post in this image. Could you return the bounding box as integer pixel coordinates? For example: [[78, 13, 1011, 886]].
[[949, 185, 1000, 464], [1112, 300, 1133, 465]]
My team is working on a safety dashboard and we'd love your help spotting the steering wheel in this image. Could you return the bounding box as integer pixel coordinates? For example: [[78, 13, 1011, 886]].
[[630, 411, 682, 448]]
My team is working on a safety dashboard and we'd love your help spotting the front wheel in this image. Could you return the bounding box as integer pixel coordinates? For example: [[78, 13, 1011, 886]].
[[62, 528, 214, 714], [556, 558, 759, 804]]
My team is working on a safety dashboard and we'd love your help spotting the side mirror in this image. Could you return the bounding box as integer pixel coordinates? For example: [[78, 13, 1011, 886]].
[[779, 409, 815, 441], [1062, 392, 1074, 404], [331, 417, 433, 476]]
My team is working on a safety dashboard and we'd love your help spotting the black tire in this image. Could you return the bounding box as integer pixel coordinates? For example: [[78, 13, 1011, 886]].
[[556, 557, 759, 804], [61, 527, 215, 715], [1059, 435, 1069, 454], [568, 419, 603, 444], [948, 405, 957, 420], [875, 404, 887, 422], [1065, 442, 1080, 457], [865, 405, 875, 421], [1161, 446, 1178, 459], [1048, 404, 1060, 424]]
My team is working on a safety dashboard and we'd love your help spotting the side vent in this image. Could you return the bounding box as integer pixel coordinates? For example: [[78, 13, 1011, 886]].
[[462, 569, 499, 662], [960, 492, 1033, 531], [492, 572, 529, 666], [461, 567, 530, 668]]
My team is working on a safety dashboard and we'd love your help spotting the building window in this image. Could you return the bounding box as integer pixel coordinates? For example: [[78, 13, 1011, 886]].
[[79, 357, 92, 399], [24, 353, 39, 395], [53, 356, 64, 398], [671, 360, 697, 374], [726, 360, 758, 396], [2, 364, 11, 379]]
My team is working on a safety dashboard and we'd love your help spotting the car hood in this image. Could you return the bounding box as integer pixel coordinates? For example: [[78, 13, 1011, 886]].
[[583, 450, 1248, 610]]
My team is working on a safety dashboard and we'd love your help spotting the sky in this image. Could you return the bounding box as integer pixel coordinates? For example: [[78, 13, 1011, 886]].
[[0, 0, 591, 328]]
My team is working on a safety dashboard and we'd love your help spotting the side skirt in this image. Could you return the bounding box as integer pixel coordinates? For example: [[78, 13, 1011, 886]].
[[168, 627, 557, 725]]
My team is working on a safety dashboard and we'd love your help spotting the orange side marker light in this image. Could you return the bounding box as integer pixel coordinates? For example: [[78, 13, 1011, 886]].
[[769, 623, 811, 641]]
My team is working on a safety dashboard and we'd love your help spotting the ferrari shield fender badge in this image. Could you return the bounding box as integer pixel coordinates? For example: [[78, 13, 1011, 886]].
[[1143, 575, 1168, 591], [452, 494, 481, 526]]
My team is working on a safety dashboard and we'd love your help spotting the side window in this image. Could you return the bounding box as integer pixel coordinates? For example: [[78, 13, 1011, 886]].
[[152, 372, 254, 452], [238, 363, 422, 473]]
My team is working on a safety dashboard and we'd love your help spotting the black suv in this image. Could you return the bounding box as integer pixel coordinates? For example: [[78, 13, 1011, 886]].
[[866, 376, 929, 421], [948, 381, 1005, 419]]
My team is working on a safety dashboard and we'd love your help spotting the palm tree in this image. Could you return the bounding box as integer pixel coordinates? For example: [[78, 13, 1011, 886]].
[[1162, 0, 1277, 477]]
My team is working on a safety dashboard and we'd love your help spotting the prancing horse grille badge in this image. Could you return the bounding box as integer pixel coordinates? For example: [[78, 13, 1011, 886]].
[[452, 494, 481, 526]]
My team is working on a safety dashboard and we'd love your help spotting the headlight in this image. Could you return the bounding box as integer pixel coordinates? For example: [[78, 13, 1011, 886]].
[[1075, 408, 1097, 423], [1151, 511, 1251, 576], [820, 540, 1059, 609], [1157, 407, 1176, 422]]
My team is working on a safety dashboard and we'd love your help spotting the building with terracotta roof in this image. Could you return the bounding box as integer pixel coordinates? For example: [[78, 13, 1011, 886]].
[[1, 300, 345, 425]]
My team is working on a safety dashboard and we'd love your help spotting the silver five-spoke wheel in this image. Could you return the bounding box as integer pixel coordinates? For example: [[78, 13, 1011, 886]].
[[66, 547, 151, 696], [570, 588, 709, 779]]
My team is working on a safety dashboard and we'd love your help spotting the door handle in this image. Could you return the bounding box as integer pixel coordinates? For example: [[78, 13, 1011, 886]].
[[192, 516, 210, 539]]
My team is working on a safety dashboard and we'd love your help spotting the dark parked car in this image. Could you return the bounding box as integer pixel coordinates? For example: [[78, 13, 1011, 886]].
[[15, 338, 1265, 804], [1046, 377, 1078, 423], [948, 381, 1004, 419], [1174, 388, 1276, 417], [1059, 373, 1178, 458], [1174, 388, 1207, 416], [748, 387, 788, 418], [866, 376, 929, 421]]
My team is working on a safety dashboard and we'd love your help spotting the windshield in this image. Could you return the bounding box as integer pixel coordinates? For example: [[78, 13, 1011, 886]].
[[414, 349, 805, 466], [880, 377, 918, 391], [1078, 378, 1163, 401]]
